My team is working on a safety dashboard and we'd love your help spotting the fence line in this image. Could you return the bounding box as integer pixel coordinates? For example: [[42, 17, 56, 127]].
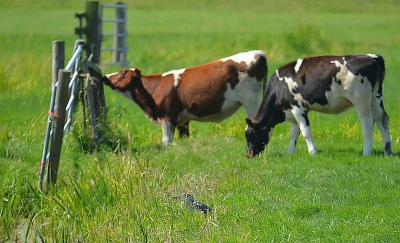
[[38, 41, 84, 191]]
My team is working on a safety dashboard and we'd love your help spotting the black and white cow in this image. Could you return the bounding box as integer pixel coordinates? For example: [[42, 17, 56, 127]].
[[245, 54, 393, 157]]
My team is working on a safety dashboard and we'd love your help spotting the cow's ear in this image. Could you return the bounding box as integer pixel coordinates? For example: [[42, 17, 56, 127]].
[[120, 69, 128, 77], [245, 118, 256, 128]]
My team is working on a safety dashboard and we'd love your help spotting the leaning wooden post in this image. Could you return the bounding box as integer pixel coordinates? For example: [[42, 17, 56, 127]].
[[86, 1, 101, 63], [47, 69, 70, 191], [38, 42, 65, 191], [52, 41, 65, 87]]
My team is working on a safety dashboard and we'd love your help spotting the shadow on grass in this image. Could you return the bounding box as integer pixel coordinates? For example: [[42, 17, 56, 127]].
[[317, 148, 399, 157]]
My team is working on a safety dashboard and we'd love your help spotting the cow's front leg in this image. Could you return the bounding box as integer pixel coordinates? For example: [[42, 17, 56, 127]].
[[287, 123, 300, 153], [161, 120, 174, 145], [291, 106, 317, 155]]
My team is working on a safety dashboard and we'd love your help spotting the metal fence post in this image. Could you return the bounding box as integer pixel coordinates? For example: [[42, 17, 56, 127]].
[[113, 2, 127, 64], [100, 3, 129, 66]]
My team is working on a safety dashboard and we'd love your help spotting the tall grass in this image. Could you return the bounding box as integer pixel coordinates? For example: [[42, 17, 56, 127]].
[[4, 140, 398, 241], [1, 0, 400, 241]]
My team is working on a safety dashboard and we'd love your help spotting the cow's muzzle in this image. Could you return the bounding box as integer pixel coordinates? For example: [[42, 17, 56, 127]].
[[102, 76, 111, 85], [246, 150, 258, 158]]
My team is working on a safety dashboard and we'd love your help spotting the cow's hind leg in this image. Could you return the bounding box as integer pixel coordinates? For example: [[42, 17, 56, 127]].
[[178, 121, 190, 138], [354, 103, 374, 156], [290, 106, 317, 155], [372, 96, 392, 155], [161, 120, 174, 145], [287, 123, 300, 154]]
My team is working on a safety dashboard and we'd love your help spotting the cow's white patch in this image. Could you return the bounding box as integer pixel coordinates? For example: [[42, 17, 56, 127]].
[[276, 70, 283, 81], [162, 68, 186, 88], [283, 76, 305, 104], [177, 74, 260, 123], [235, 74, 261, 118], [105, 71, 118, 78], [220, 50, 265, 68], [284, 77, 298, 93], [106, 68, 137, 78], [177, 82, 241, 123], [367, 53, 378, 59], [305, 59, 371, 114], [330, 58, 363, 91], [294, 58, 303, 73]]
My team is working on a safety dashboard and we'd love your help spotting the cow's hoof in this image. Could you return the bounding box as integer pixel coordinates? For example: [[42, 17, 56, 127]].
[[309, 150, 318, 155]]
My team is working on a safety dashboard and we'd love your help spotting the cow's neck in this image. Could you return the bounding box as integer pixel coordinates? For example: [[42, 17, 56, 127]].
[[255, 94, 285, 143], [141, 75, 163, 96], [129, 82, 159, 121]]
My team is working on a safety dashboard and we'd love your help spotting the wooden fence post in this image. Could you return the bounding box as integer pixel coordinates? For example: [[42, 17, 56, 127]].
[[83, 60, 105, 148], [47, 69, 70, 191], [74, 39, 85, 53], [86, 1, 101, 63], [74, 39, 88, 130], [52, 41, 65, 87]]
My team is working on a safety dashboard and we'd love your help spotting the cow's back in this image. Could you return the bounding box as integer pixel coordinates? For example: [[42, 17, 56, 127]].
[[270, 54, 384, 114]]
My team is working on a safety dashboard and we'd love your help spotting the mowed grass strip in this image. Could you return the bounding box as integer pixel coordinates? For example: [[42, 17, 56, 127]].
[[1, 0, 400, 241]]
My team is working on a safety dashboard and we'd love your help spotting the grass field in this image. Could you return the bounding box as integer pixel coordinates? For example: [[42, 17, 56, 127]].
[[1, 0, 400, 242]]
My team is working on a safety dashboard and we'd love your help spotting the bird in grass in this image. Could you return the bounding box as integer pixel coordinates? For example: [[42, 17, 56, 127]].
[[173, 193, 212, 215]]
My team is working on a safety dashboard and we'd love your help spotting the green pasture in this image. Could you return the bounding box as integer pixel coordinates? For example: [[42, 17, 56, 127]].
[[1, 0, 400, 241]]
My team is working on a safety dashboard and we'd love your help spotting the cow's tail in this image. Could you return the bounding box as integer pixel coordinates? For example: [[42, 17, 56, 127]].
[[259, 52, 268, 95], [251, 51, 268, 96], [374, 54, 386, 83], [263, 62, 268, 95], [373, 54, 385, 95]]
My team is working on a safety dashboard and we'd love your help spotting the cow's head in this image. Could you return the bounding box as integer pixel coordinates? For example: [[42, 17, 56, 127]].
[[103, 68, 159, 120], [245, 118, 269, 157], [102, 68, 142, 91]]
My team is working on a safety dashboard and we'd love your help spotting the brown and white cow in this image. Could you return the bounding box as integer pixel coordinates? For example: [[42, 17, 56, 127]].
[[103, 50, 267, 145], [245, 54, 392, 157]]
